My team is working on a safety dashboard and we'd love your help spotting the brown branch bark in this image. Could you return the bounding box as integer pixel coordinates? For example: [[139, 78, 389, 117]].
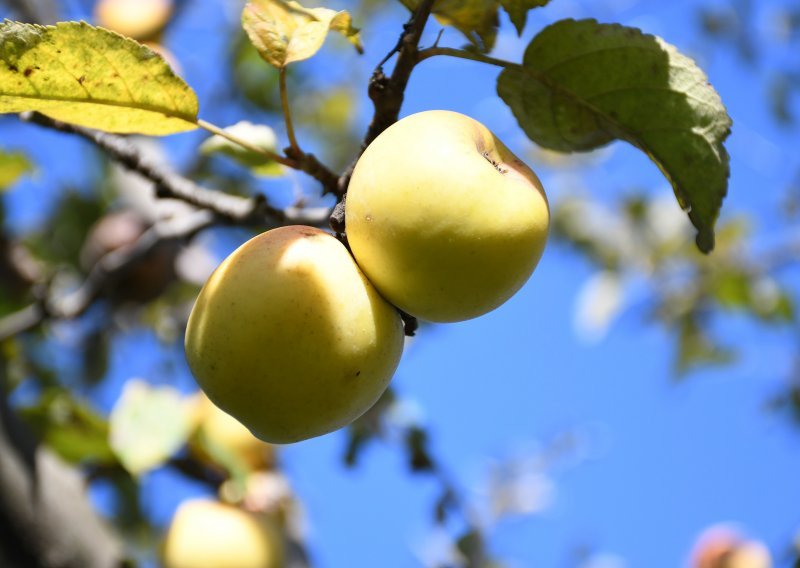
[[0, 364, 126, 568], [335, 0, 437, 197]]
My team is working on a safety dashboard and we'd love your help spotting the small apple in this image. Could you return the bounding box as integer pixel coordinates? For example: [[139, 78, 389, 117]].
[[95, 0, 173, 42], [162, 499, 281, 568], [184, 226, 404, 444], [345, 110, 549, 322], [191, 393, 275, 471]]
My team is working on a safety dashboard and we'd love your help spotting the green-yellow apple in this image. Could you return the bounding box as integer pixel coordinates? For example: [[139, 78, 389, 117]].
[[184, 226, 404, 444], [162, 499, 281, 568], [345, 110, 550, 323], [190, 393, 275, 470]]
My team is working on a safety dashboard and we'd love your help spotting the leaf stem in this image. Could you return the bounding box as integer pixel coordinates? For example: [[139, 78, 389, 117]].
[[197, 119, 296, 168], [415, 47, 516, 69], [279, 67, 301, 155]]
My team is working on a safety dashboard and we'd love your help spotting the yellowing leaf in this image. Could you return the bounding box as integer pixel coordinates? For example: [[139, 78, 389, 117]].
[[401, 0, 499, 52], [0, 21, 198, 135], [0, 149, 32, 191], [242, 0, 363, 68]]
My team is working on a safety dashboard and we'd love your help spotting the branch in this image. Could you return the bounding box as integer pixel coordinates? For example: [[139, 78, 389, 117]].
[[0, 210, 214, 342], [0, 364, 126, 568], [336, 0, 437, 198]]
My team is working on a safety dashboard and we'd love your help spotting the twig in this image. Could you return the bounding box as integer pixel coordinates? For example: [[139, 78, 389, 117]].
[[336, 0, 437, 198]]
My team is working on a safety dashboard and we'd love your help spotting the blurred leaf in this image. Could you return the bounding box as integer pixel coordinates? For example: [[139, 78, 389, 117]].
[[19, 389, 116, 465], [434, 486, 457, 524], [343, 387, 395, 467], [0, 21, 198, 134], [231, 33, 283, 111], [500, 0, 551, 35], [242, 0, 363, 69], [81, 328, 111, 385], [676, 316, 735, 374], [402, 0, 499, 52], [712, 269, 751, 309], [109, 380, 192, 475], [497, 19, 732, 253], [0, 149, 32, 191], [24, 190, 105, 268], [200, 121, 283, 176], [406, 425, 434, 472]]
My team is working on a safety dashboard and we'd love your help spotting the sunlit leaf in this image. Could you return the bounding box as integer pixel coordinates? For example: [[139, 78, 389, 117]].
[[19, 389, 116, 465], [401, 0, 499, 52], [0, 21, 198, 134], [0, 149, 31, 191], [500, 0, 551, 35], [200, 121, 283, 177], [498, 19, 732, 252], [109, 379, 192, 475], [242, 0, 363, 68]]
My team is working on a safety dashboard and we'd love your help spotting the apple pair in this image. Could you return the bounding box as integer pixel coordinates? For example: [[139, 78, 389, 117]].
[[184, 111, 550, 444]]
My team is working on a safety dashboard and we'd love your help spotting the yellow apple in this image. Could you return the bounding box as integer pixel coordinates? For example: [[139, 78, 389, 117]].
[[162, 499, 281, 568], [184, 226, 404, 443], [191, 393, 275, 470], [345, 110, 550, 323], [95, 0, 173, 41]]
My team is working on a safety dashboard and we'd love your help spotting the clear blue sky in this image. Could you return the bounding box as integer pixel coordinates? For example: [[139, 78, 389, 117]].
[[2, 0, 800, 567]]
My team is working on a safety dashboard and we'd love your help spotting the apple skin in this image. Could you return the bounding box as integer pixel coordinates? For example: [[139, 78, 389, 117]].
[[162, 499, 281, 568], [184, 226, 404, 444], [345, 110, 550, 323]]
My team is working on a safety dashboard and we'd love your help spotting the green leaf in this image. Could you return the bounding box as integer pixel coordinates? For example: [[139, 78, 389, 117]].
[[242, 0, 363, 69], [199, 121, 283, 177], [497, 19, 732, 253], [0, 149, 32, 191], [19, 389, 116, 465], [675, 316, 734, 374], [0, 21, 198, 135], [500, 0, 551, 35], [401, 0, 499, 52], [109, 379, 192, 475]]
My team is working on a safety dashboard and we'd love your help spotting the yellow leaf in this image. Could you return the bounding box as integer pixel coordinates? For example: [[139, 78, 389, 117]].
[[242, 0, 363, 68], [0, 21, 198, 135]]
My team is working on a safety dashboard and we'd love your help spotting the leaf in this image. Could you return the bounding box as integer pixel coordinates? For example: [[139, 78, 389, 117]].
[[0, 149, 31, 191], [500, 0, 551, 35], [497, 19, 732, 252], [19, 389, 116, 465], [109, 379, 193, 475], [199, 121, 283, 176], [0, 21, 198, 135], [401, 0, 499, 52], [242, 0, 363, 69], [675, 316, 734, 374]]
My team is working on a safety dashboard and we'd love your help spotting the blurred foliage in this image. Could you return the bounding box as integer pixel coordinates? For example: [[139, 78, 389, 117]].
[[0, 149, 32, 191]]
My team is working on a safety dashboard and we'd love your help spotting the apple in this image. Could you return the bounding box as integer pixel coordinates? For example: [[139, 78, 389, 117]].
[[162, 499, 282, 568], [184, 226, 404, 444], [191, 393, 275, 471], [345, 110, 550, 323], [95, 0, 173, 42]]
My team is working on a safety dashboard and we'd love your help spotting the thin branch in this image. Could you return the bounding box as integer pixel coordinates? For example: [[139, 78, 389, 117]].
[[336, 0, 437, 198], [416, 46, 514, 68], [0, 211, 215, 342], [279, 68, 300, 155]]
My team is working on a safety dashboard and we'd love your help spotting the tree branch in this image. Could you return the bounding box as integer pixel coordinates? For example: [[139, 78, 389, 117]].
[[0, 364, 126, 568], [0, 210, 214, 342], [336, 0, 437, 198]]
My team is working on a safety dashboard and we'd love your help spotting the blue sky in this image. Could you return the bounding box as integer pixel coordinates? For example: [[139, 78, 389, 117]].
[[2, 0, 800, 567]]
